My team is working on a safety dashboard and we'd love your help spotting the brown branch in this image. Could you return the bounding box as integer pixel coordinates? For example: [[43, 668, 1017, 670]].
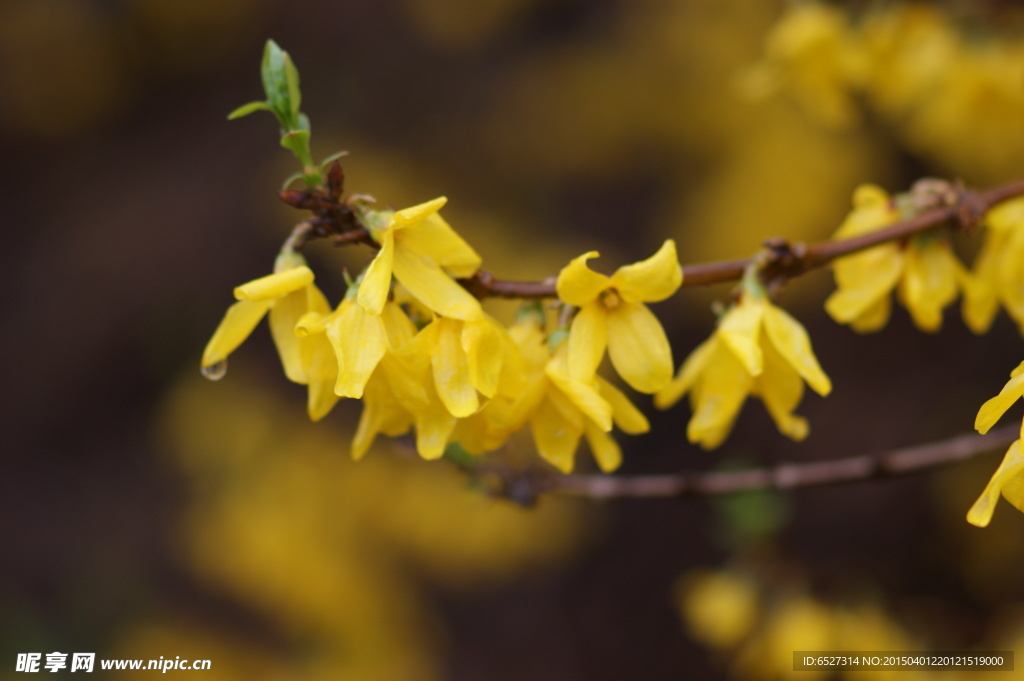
[[533, 425, 1018, 500], [295, 176, 1024, 300], [465, 178, 1024, 296]]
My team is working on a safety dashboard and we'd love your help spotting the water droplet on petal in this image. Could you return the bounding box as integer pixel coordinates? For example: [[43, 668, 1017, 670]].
[[201, 359, 228, 381]]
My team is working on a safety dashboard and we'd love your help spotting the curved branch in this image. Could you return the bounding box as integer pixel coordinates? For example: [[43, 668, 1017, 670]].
[[535, 425, 1017, 499]]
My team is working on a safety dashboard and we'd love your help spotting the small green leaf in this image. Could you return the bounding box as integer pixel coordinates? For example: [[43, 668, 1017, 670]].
[[227, 100, 274, 120], [297, 112, 311, 133], [261, 40, 293, 127], [284, 53, 302, 117]]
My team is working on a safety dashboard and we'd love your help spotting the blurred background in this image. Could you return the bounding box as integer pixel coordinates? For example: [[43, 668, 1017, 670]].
[[4, 0, 1024, 678]]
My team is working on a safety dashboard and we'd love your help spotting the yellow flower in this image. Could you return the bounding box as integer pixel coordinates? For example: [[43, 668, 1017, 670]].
[[452, 320, 545, 456], [534, 343, 649, 473], [967, 441, 1024, 528], [201, 259, 339, 421], [963, 198, 1024, 335], [740, 3, 862, 129], [452, 319, 649, 472], [825, 185, 967, 333], [556, 240, 682, 394], [350, 302, 458, 461], [357, 196, 483, 321], [408, 314, 509, 418], [677, 569, 759, 650], [655, 295, 831, 449], [968, 360, 1024, 527]]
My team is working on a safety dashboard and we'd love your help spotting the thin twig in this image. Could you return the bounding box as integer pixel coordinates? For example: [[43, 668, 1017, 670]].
[[534, 425, 1018, 499], [455, 178, 1024, 298]]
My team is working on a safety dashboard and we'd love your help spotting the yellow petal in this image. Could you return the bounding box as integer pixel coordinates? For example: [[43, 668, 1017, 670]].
[[824, 244, 903, 327], [306, 335, 340, 422], [755, 335, 809, 441], [762, 303, 832, 396], [584, 420, 622, 472], [414, 399, 458, 460], [392, 196, 448, 229], [327, 301, 388, 399], [294, 283, 333, 338], [832, 185, 896, 239], [975, 372, 1024, 434], [398, 210, 482, 278], [849, 295, 892, 333], [898, 238, 959, 333], [358, 229, 395, 315], [687, 343, 753, 449], [996, 228, 1024, 332], [718, 299, 765, 376], [654, 337, 717, 409], [606, 301, 674, 393], [567, 302, 608, 382], [597, 376, 649, 434], [985, 196, 1024, 232], [234, 266, 314, 301], [381, 300, 418, 349], [967, 440, 1024, 527], [961, 229, 1005, 334], [431, 318, 479, 418], [392, 242, 482, 320], [201, 299, 271, 368], [530, 395, 584, 473], [610, 239, 683, 303], [556, 251, 611, 307], [462, 315, 504, 398], [269, 288, 309, 383], [546, 352, 613, 432], [351, 373, 413, 461], [379, 350, 431, 414]]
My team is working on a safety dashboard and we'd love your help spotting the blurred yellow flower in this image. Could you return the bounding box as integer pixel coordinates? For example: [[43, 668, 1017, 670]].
[[677, 569, 759, 650], [358, 196, 483, 321], [964, 198, 1024, 335], [201, 258, 338, 421], [556, 239, 682, 394], [734, 594, 834, 681], [741, 2, 862, 129], [656, 295, 831, 449], [825, 185, 967, 333]]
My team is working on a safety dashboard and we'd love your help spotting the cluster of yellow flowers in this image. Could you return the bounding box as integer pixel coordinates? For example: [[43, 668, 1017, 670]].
[[745, 2, 1024, 183], [203, 37, 1024, 531], [201, 176, 853, 472], [203, 197, 688, 472], [678, 567, 925, 681], [201, 174, 1024, 536]]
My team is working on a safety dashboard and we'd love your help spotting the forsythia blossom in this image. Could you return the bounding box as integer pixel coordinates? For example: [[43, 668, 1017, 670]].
[[358, 196, 483, 320], [967, 361, 1024, 527], [655, 293, 832, 449], [825, 185, 966, 333], [963, 197, 1024, 335], [201, 255, 338, 421], [556, 240, 682, 394]]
